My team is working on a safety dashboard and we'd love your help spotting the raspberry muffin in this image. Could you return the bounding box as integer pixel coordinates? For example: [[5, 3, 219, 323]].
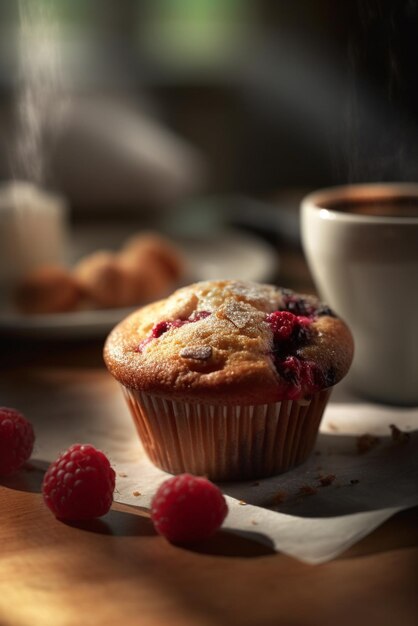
[[104, 280, 354, 481], [15, 265, 82, 314]]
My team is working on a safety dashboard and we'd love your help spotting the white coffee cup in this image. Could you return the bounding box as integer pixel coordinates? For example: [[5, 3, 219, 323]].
[[301, 183, 418, 406], [0, 181, 69, 298]]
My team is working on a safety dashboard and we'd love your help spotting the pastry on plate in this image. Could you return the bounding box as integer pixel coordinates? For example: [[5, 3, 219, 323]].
[[15, 265, 82, 314]]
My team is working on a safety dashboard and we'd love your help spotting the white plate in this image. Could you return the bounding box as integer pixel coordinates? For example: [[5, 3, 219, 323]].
[[0, 230, 278, 339]]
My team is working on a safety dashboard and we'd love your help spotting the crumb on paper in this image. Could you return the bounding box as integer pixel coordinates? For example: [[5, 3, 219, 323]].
[[251, 520, 258, 526], [326, 422, 339, 432], [298, 485, 318, 496], [270, 490, 287, 506], [118, 472, 128, 478], [132, 491, 141, 497], [239, 500, 247, 506], [350, 479, 360, 485], [389, 424, 411, 443], [356, 434, 380, 454], [318, 474, 336, 487]]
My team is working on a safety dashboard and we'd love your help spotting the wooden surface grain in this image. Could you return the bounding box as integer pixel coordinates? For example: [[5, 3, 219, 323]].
[[0, 341, 417, 626]]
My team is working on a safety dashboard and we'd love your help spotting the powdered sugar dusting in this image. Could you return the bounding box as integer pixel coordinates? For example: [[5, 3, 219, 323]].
[[170, 280, 284, 314], [222, 300, 253, 329], [180, 346, 213, 360], [149, 280, 283, 345], [162, 291, 198, 320], [228, 281, 282, 311]]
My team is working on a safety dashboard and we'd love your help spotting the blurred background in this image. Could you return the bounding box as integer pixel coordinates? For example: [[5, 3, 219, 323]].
[[1, 0, 418, 308]]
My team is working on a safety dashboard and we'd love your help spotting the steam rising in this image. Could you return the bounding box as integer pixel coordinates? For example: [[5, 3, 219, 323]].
[[345, 0, 418, 183], [14, 0, 66, 184]]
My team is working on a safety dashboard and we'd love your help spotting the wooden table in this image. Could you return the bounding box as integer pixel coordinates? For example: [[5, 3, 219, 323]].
[[1, 335, 417, 626]]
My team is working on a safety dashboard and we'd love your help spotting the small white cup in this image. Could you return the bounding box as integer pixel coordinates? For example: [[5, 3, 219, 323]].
[[0, 181, 69, 300], [301, 183, 418, 406]]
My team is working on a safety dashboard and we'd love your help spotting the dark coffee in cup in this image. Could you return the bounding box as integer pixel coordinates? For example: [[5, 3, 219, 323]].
[[323, 196, 418, 218]]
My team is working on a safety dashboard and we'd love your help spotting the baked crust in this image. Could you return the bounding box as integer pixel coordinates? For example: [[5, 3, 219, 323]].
[[15, 265, 82, 314], [104, 280, 354, 404]]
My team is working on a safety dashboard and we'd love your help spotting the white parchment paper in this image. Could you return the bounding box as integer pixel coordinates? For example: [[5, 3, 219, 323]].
[[28, 375, 418, 565]]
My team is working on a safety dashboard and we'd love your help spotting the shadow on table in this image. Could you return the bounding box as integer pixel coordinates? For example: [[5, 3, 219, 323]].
[[64, 506, 156, 538], [0, 459, 49, 493], [182, 529, 275, 557], [220, 430, 418, 518], [66, 505, 275, 557]]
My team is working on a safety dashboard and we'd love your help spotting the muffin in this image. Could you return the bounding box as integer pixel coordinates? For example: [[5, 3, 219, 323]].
[[74, 234, 184, 310], [104, 280, 354, 481], [121, 231, 185, 283], [74, 251, 148, 309], [15, 265, 82, 314]]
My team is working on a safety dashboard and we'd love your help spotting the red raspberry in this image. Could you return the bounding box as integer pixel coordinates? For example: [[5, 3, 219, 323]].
[[139, 312, 212, 352], [280, 355, 303, 398], [151, 320, 173, 338], [42, 444, 116, 520], [151, 473, 228, 544], [279, 357, 324, 399], [0, 407, 35, 476], [267, 310, 299, 341], [188, 310, 211, 322]]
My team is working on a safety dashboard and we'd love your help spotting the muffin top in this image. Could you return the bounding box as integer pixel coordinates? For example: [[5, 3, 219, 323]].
[[104, 280, 354, 404]]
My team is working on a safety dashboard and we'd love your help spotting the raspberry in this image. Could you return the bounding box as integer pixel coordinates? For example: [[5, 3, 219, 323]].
[[138, 320, 184, 351], [267, 310, 299, 341], [280, 356, 302, 392], [139, 311, 211, 352], [151, 320, 176, 338], [278, 357, 324, 399], [0, 407, 35, 476], [188, 310, 211, 322], [42, 444, 116, 520], [267, 310, 312, 354], [266, 309, 322, 398], [151, 473, 228, 544]]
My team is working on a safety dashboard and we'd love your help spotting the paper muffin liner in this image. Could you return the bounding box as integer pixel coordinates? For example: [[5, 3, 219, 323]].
[[121, 387, 332, 482]]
